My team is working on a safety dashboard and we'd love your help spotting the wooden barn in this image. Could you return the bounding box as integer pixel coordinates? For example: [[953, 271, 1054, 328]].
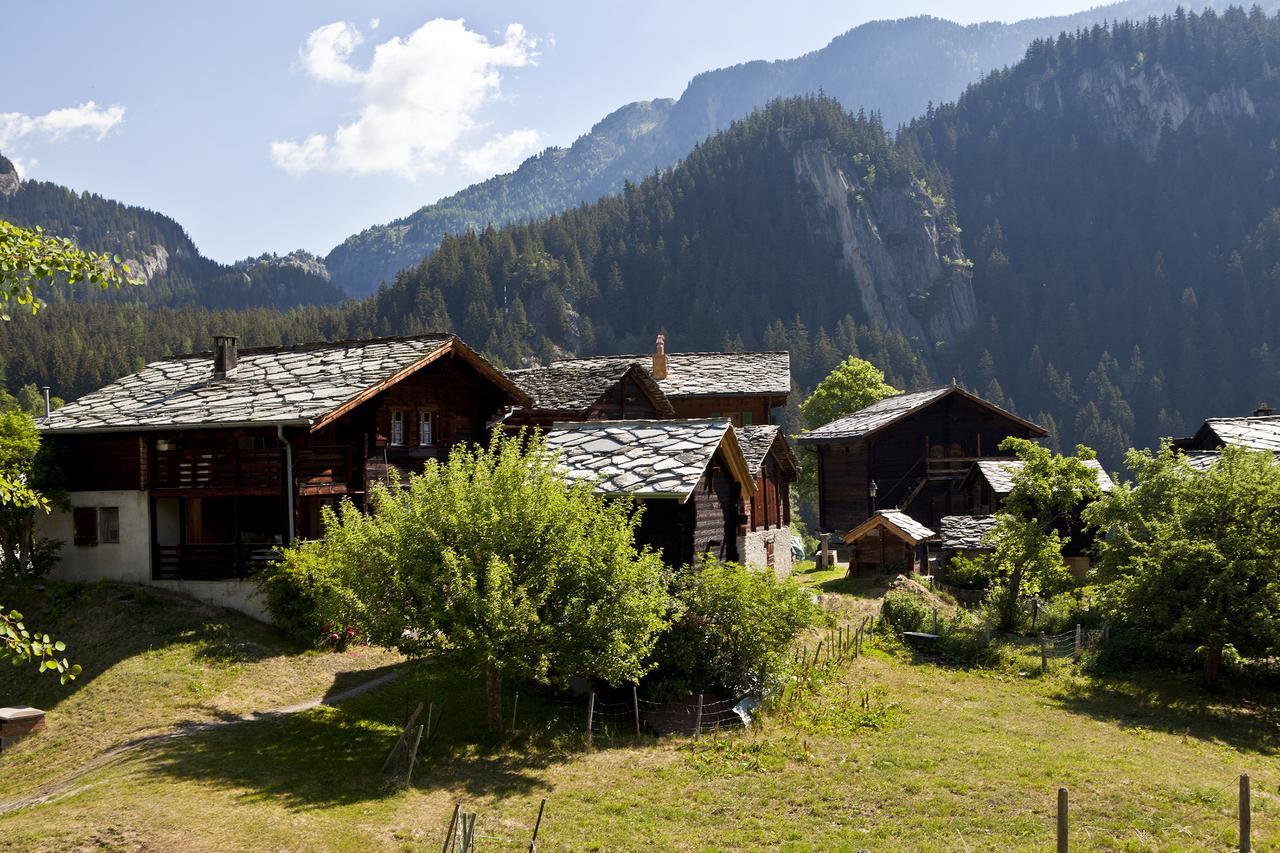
[[505, 360, 675, 428], [736, 425, 798, 577], [1172, 404, 1280, 470], [542, 419, 755, 567], [842, 510, 935, 576], [795, 385, 1047, 534], [37, 334, 531, 618]]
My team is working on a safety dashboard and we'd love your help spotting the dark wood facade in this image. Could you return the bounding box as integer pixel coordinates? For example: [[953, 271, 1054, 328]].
[[49, 349, 522, 582], [633, 447, 745, 566], [669, 394, 784, 427], [506, 370, 666, 430], [813, 391, 1045, 534]]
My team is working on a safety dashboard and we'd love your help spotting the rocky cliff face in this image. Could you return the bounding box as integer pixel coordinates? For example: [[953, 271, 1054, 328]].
[[1024, 58, 1258, 160], [0, 157, 18, 198], [791, 139, 976, 348]]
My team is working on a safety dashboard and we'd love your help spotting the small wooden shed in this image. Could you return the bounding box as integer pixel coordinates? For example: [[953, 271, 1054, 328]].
[[842, 509, 935, 576]]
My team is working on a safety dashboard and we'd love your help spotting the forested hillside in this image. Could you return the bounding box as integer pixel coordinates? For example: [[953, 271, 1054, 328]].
[[326, 0, 1235, 296], [906, 4, 1280, 460], [0, 157, 344, 310], [6, 8, 1280, 469]]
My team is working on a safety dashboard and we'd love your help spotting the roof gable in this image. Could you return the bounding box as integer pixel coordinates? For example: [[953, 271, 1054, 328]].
[[508, 361, 675, 416], [543, 418, 754, 502], [735, 425, 798, 476], [549, 351, 790, 398], [41, 335, 530, 434], [1204, 416, 1280, 452], [796, 385, 1047, 445], [842, 509, 936, 545]]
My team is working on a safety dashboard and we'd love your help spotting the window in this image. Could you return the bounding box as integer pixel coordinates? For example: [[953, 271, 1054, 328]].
[[390, 410, 405, 446], [73, 508, 98, 547], [419, 411, 435, 447], [99, 507, 120, 544], [741, 412, 753, 426]]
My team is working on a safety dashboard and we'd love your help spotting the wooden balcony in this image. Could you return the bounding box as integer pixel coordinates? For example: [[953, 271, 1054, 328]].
[[295, 446, 353, 495], [153, 445, 282, 495], [926, 456, 980, 480], [152, 544, 279, 581]]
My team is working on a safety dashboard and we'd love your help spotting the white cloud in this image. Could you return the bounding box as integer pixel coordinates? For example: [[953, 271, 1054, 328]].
[[459, 128, 542, 175], [0, 101, 126, 151], [272, 18, 539, 179], [369, 17, 380, 30]]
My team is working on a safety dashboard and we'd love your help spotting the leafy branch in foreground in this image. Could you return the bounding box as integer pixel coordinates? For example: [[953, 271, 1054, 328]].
[[0, 219, 139, 318], [1, 607, 81, 683]]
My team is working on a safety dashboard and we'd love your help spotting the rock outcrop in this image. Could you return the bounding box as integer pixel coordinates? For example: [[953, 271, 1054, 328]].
[[791, 139, 977, 348]]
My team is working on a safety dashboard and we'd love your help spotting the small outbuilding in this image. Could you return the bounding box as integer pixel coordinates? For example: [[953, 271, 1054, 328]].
[[842, 509, 935, 576]]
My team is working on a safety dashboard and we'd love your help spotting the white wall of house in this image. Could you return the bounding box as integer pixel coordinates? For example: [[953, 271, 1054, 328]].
[[739, 528, 793, 580], [37, 490, 269, 622]]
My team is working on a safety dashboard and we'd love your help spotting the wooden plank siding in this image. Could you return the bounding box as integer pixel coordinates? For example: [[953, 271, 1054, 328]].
[[667, 395, 782, 426]]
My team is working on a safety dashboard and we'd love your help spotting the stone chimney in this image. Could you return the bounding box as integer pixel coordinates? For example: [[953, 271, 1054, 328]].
[[214, 334, 239, 379], [1254, 402, 1276, 417], [652, 333, 668, 381]]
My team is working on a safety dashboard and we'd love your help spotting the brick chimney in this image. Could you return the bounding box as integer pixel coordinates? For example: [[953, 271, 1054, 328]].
[[652, 333, 668, 381], [1254, 402, 1276, 416], [214, 334, 239, 379]]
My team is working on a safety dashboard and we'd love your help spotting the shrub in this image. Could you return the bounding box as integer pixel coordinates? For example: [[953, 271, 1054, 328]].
[[943, 554, 991, 591], [1035, 589, 1103, 636], [254, 544, 360, 646], [880, 591, 932, 633], [648, 557, 821, 699]]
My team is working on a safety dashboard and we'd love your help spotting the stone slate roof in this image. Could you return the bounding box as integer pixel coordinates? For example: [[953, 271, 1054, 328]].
[[1204, 416, 1280, 452], [734, 425, 797, 475], [973, 458, 1114, 495], [1181, 449, 1280, 472], [796, 385, 1046, 444], [507, 361, 674, 416], [844, 509, 935, 544], [40, 334, 521, 433], [549, 351, 790, 398], [939, 515, 998, 551], [544, 418, 744, 501]]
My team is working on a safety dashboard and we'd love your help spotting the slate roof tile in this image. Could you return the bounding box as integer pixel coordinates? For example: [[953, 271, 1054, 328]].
[[549, 351, 790, 398], [939, 515, 999, 551]]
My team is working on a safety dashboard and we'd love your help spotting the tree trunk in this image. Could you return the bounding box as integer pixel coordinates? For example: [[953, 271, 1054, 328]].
[[1002, 566, 1024, 631], [486, 666, 503, 733], [1204, 641, 1223, 689]]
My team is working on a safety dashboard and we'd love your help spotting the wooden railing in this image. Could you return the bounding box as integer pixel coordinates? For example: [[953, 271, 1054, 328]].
[[153, 445, 282, 492], [152, 544, 279, 581], [295, 446, 352, 487], [926, 455, 980, 480]]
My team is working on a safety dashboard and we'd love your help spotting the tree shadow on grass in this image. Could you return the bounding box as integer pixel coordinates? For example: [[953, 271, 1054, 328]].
[[1, 580, 301, 713], [1049, 669, 1280, 756], [137, 663, 596, 808]]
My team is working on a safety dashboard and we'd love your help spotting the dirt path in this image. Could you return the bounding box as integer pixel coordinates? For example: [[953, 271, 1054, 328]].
[[0, 668, 401, 816]]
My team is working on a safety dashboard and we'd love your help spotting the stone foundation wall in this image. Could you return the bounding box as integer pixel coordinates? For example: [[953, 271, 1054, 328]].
[[739, 527, 794, 580]]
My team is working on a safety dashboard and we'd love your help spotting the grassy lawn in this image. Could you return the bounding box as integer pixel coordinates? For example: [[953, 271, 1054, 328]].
[[2, 581, 1278, 850]]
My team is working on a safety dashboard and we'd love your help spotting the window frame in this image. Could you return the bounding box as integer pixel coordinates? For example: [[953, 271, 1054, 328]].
[[418, 410, 436, 447], [99, 507, 121, 545], [389, 409, 405, 446], [73, 507, 99, 547]]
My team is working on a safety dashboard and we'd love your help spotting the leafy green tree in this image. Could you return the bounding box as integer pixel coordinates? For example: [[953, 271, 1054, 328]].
[[262, 429, 670, 732], [1085, 444, 1280, 685], [984, 438, 1103, 630], [0, 407, 61, 579], [647, 557, 820, 698], [1, 607, 80, 683], [795, 356, 898, 524], [0, 219, 137, 318]]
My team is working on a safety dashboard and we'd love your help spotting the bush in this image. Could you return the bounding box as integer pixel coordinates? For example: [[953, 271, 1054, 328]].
[[943, 554, 991, 591], [1035, 590, 1103, 636], [648, 557, 821, 699], [254, 543, 360, 646], [880, 591, 932, 633]]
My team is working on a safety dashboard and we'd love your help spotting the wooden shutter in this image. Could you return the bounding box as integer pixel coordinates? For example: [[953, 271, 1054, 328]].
[[73, 507, 98, 547]]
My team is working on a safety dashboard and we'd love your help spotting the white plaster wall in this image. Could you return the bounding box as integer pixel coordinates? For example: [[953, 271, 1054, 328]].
[[38, 491, 270, 623], [39, 490, 151, 583], [739, 528, 794, 580]]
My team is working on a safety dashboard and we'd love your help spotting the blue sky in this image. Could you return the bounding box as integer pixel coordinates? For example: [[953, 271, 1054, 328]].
[[2, 1, 1095, 262]]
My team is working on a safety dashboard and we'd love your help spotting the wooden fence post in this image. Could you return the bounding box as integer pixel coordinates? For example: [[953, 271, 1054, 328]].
[[1074, 623, 1083, 660], [695, 693, 704, 738], [932, 607, 939, 635], [586, 692, 595, 746], [633, 684, 641, 737], [1040, 632, 1048, 674], [1057, 787, 1069, 853], [1241, 773, 1251, 853], [442, 803, 461, 853], [511, 692, 519, 733], [529, 798, 546, 852], [405, 724, 424, 787]]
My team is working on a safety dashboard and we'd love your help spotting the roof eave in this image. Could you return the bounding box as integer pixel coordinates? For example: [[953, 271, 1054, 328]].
[[40, 417, 312, 435]]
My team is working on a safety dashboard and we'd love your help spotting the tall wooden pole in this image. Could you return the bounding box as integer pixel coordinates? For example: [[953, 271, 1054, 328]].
[[1057, 787, 1069, 853], [1241, 773, 1251, 853]]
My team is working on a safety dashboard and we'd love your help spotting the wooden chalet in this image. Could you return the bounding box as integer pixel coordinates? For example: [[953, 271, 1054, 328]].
[[795, 385, 1047, 535], [545, 334, 791, 426], [963, 457, 1113, 516], [842, 510, 934, 575], [543, 419, 755, 567], [37, 334, 531, 617], [1172, 404, 1280, 470], [505, 361, 675, 428]]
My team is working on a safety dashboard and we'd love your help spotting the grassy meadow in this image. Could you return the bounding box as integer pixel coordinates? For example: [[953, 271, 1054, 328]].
[[0, 578, 1277, 850]]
